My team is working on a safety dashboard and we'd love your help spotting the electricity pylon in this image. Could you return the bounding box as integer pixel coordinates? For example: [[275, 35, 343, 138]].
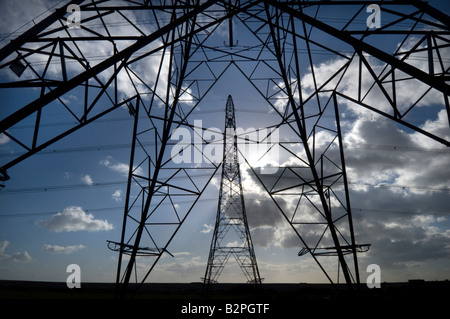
[[202, 95, 261, 290], [0, 0, 449, 296]]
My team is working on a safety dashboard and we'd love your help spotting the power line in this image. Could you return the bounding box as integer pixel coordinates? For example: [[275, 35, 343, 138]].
[[0, 175, 447, 194], [352, 207, 450, 217], [1, 134, 447, 159], [347, 181, 449, 193], [0, 206, 124, 219], [0, 171, 219, 194], [0, 180, 126, 194], [0, 0, 65, 42], [1, 200, 448, 219]]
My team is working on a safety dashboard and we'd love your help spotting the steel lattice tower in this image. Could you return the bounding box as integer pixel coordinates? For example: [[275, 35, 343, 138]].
[[203, 95, 261, 289], [0, 0, 449, 297]]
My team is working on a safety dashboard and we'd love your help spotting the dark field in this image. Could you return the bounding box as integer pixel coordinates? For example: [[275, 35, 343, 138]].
[[0, 280, 448, 316]]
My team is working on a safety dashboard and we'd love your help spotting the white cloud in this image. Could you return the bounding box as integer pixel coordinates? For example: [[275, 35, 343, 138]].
[[0, 0, 174, 104], [36, 206, 113, 232], [240, 53, 450, 276], [112, 189, 122, 202], [43, 244, 86, 255], [172, 251, 191, 257], [225, 241, 243, 247], [0, 240, 7, 254], [80, 174, 94, 186], [244, 121, 449, 255], [233, 43, 450, 280], [200, 224, 214, 234], [100, 156, 144, 176], [343, 115, 450, 190], [0, 240, 33, 263], [412, 109, 450, 149], [328, 103, 450, 279], [251, 226, 276, 248], [149, 255, 205, 282], [354, 209, 450, 270], [0, 133, 10, 145], [63, 171, 73, 180], [8, 251, 33, 263], [299, 49, 445, 120], [0, 0, 57, 39]]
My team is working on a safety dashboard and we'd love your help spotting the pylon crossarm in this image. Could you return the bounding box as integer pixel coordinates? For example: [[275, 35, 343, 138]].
[[298, 244, 371, 257], [107, 240, 174, 257]]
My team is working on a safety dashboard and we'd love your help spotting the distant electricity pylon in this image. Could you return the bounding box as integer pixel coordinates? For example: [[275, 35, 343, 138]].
[[202, 95, 261, 290], [0, 0, 449, 297]]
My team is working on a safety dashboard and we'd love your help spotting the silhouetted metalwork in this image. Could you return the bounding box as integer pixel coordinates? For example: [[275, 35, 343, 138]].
[[0, 0, 449, 296], [202, 95, 261, 290]]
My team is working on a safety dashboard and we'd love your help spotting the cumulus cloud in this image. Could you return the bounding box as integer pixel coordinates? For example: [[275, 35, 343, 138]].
[[151, 255, 205, 282], [43, 244, 86, 255], [337, 108, 449, 273], [0, 133, 10, 145], [172, 251, 191, 257], [0, 0, 177, 106], [245, 197, 284, 228], [100, 156, 144, 176], [300, 51, 445, 119], [63, 171, 73, 180], [0, 240, 33, 263], [0, 0, 56, 38], [250, 226, 276, 248], [200, 224, 214, 234], [80, 174, 94, 186], [36, 206, 113, 232], [343, 115, 450, 190], [112, 189, 123, 202], [239, 49, 450, 278], [354, 205, 450, 270], [244, 113, 449, 257]]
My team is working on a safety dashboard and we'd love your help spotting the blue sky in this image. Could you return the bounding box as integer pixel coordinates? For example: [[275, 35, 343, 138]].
[[0, 0, 449, 285]]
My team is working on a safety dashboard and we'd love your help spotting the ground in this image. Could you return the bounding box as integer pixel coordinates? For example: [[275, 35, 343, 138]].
[[0, 280, 448, 316]]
